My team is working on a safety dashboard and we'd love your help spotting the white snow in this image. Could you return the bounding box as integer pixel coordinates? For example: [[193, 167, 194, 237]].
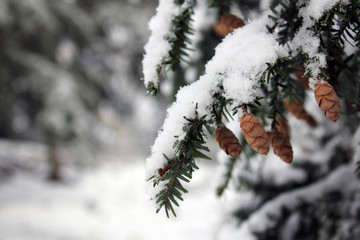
[[214, 69, 357, 239], [144, 0, 357, 232], [304, 0, 347, 20], [290, 0, 350, 89], [217, 164, 359, 240], [218, 20, 287, 105], [145, 75, 217, 182], [142, 0, 193, 89], [146, 15, 288, 203], [0, 142, 223, 240], [145, 0, 348, 206]]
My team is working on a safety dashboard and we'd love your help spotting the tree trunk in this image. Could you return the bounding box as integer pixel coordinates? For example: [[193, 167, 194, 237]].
[[45, 131, 62, 181]]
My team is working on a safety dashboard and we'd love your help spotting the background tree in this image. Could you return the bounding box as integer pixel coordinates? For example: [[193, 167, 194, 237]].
[[143, 0, 360, 238], [0, 0, 158, 180]]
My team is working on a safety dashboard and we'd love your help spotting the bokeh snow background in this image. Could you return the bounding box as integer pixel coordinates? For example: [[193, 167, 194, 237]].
[[0, 139, 223, 240]]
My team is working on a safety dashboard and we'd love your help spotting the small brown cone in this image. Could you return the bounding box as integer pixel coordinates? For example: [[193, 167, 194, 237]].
[[295, 66, 310, 89], [214, 14, 245, 37], [240, 113, 270, 155], [284, 99, 317, 128], [214, 22, 229, 38], [215, 126, 242, 157], [314, 81, 340, 122], [271, 131, 293, 164]]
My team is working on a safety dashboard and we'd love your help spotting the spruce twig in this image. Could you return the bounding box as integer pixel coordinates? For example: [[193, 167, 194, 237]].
[[151, 107, 212, 217]]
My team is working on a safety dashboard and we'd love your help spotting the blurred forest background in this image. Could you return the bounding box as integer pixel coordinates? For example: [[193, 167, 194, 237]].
[[2, 0, 360, 240], [0, 1, 223, 239], [0, 0, 163, 179]]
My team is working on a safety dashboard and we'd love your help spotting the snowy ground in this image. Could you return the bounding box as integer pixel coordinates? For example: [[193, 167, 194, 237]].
[[0, 140, 224, 240]]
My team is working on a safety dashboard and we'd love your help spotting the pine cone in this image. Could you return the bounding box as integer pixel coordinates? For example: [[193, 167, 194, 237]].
[[215, 126, 242, 157], [314, 81, 340, 122], [240, 113, 270, 155], [214, 22, 229, 38], [271, 131, 293, 164], [214, 14, 244, 37], [295, 66, 310, 89], [284, 99, 317, 128]]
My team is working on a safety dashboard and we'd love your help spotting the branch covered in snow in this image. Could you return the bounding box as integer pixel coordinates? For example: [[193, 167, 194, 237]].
[[142, 0, 195, 95], [218, 163, 359, 240], [144, 0, 360, 217]]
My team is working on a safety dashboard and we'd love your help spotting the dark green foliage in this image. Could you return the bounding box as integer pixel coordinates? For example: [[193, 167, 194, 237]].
[[208, 0, 232, 18], [146, 81, 159, 96], [165, 2, 194, 71], [260, 58, 305, 123], [148, 0, 195, 96], [253, 207, 292, 240], [267, 0, 304, 44], [252, 190, 360, 240], [209, 0, 262, 19], [264, 0, 360, 123], [228, 127, 359, 239], [314, 0, 360, 118], [211, 86, 234, 125], [150, 108, 212, 217], [146, 2, 360, 233]]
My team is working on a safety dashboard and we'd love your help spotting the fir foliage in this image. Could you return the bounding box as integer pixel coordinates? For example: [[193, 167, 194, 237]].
[[267, 0, 304, 44], [208, 0, 232, 18], [149, 106, 212, 217], [144, 2, 360, 238], [315, 0, 360, 118], [146, 0, 196, 96]]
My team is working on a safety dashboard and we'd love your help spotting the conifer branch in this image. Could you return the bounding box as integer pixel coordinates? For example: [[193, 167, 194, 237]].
[[150, 107, 212, 217], [144, 0, 196, 96], [165, 1, 194, 71], [145, 0, 360, 218], [267, 0, 303, 44], [209, 0, 232, 19], [244, 165, 356, 239], [211, 86, 233, 126]]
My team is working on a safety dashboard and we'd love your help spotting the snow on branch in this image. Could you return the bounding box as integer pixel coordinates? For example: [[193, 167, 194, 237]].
[[146, 15, 287, 214], [142, 0, 195, 95], [290, 0, 350, 88], [145, 0, 350, 216], [217, 163, 358, 240]]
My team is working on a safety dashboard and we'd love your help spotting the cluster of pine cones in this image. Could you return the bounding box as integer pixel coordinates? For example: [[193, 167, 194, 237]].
[[213, 13, 341, 164], [215, 79, 340, 164]]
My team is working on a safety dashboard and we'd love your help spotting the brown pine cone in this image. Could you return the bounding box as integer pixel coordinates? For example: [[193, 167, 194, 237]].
[[271, 131, 293, 164], [284, 99, 317, 128], [215, 126, 242, 157], [295, 66, 310, 89], [314, 81, 340, 122], [214, 14, 245, 37], [214, 22, 229, 38], [240, 113, 270, 155]]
